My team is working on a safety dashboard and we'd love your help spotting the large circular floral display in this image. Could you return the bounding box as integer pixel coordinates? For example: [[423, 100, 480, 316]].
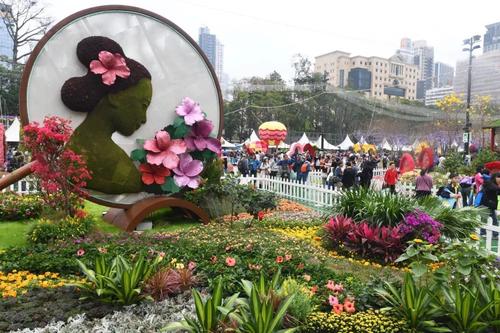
[[20, 6, 223, 207]]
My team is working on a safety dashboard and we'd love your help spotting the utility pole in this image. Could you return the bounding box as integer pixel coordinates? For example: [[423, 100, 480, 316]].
[[462, 35, 481, 155]]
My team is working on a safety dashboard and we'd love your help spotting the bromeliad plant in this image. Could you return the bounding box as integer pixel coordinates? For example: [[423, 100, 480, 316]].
[[75, 253, 162, 305], [130, 97, 221, 195]]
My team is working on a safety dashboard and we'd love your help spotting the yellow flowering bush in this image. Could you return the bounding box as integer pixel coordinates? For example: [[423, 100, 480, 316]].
[[0, 270, 85, 298], [304, 310, 409, 332]]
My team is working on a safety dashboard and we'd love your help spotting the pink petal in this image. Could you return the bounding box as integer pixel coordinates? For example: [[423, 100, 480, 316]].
[[168, 139, 187, 155], [155, 131, 171, 150], [147, 151, 170, 165], [144, 139, 160, 153], [206, 138, 221, 153], [195, 120, 214, 137], [142, 173, 154, 185], [114, 64, 130, 79], [101, 70, 117, 86], [184, 137, 196, 151], [187, 177, 200, 189], [179, 154, 193, 171], [193, 137, 207, 151], [98, 51, 115, 67], [161, 151, 180, 169], [174, 175, 190, 187], [175, 105, 188, 116], [89, 60, 107, 74], [184, 111, 204, 126], [184, 159, 203, 177]]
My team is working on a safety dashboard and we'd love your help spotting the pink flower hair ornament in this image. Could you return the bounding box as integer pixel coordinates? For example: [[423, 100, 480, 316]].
[[173, 154, 203, 189], [89, 51, 130, 86], [185, 119, 221, 154]]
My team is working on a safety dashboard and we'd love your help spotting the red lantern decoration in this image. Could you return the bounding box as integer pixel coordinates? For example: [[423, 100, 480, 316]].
[[417, 147, 434, 170], [399, 153, 415, 174]]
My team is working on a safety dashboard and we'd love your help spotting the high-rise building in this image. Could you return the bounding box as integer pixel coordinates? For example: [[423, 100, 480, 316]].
[[454, 50, 500, 104], [395, 38, 414, 64], [484, 21, 500, 53], [314, 50, 420, 100], [425, 86, 454, 106], [198, 26, 224, 80], [434, 62, 454, 88], [0, 4, 13, 60], [413, 40, 434, 96]]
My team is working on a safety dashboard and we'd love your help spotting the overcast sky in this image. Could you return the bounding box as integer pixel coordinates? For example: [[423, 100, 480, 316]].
[[44, 0, 500, 83]]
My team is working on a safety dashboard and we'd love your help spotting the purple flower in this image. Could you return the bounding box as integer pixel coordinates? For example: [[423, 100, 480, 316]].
[[185, 119, 221, 154], [403, 210, 442, 244], [173, 154, 203, 189], [176, 97, 204, 125]]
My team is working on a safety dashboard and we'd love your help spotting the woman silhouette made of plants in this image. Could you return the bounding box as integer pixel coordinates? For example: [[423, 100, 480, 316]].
[[61, 36, 152, 194]]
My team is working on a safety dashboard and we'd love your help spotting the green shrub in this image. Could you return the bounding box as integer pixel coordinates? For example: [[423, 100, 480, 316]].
[[443, 151, 464, 174], [27, 216, 95, 244], [75, 253, 162, 305], [472, 149, 500, 172], [332, 188, 415, 227], [278, 278, 313, 324], [303, 310, 409, 333], [0, 192, 43, 221]]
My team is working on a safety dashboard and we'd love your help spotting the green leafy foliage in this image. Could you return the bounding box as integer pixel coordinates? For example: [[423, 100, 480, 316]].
[[74, 254, 162, 305], [277, 278, 313, 324], [27, 216, 94, 244], [160, 177, 180, 194], [130, 149, 147, 162], [443, 152, 465, 174]]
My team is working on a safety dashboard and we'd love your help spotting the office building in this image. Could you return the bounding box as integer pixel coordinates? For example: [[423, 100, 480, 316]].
[[314, 50, 419, 100], [454, 50, 500, 105], [434, 62, 454, 88], [425, 86, 454, 106], [413, 40, 434, 97], [198, 26, 224, 80], [484, 21, 500, 53], [0, 4, 13, 60], [395, 37, 414, 64]]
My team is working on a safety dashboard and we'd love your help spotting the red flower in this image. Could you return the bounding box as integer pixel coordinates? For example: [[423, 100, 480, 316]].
[[310, 285, 318, 294], [225, 257, 236, 267], [276, 256, 284, 263], [76, 248, 85, 256], [139, 163, 171, 185], [332, 303, 343, 314], [257, 211, 265, 221], [344, 299, 356, 313]]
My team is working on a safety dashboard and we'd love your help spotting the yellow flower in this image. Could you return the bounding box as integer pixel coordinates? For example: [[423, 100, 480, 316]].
[[414, 239, 423, 243], [470, 233, 480, 241]]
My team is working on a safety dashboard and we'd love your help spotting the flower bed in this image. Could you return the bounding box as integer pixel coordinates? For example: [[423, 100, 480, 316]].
[[0, 193, 43, 221]]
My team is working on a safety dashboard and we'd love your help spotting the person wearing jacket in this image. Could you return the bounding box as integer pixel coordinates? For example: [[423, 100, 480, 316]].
[[415, 168, 433, 198], [342, 162, 356, 189], [439, 173, 462, 209], [480, 172, 500, 227], [384, 162, 398, 195]]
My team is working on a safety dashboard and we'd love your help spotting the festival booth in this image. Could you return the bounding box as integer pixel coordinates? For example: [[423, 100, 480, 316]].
[[5, 117, 20, 143], [338, 135, 354, 150], [221, 137, 236, 149], [297, 133, 310, 145], [0, 6, 225, 231], [380, 138, 393, 151], [313, 135, 338, 150]]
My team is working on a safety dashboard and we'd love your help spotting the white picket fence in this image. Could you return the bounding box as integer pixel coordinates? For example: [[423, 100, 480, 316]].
[[1, 177, 38, 194], [240, 174, 500, 255]]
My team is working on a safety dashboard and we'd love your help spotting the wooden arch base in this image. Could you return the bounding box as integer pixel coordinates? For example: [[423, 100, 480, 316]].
[[103, 196, 210, 232]]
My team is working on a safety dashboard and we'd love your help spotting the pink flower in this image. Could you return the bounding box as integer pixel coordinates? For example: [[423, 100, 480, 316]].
[[144, 131, 187, 169], [332, 303, 343, 314], [89, 51, 130, 86], [139, 163, 171, 185], [333, 283, 344, 293], [185, 119, 221, 154], [225, 257, 236, 267], [176, 97, 204, 125], [326, 280, 335, 290], [188, 261, 197, 270], [303, 274, 311, 282], [76, 248, 85, 256], [276, 256, 284, 263], [285, 254, 292, 261], [329, 295, 339, 306], [173, 154, 203, 189]]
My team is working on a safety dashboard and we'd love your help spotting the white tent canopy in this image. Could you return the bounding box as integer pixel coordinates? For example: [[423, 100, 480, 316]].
[[244, 130, 260, 144], [221, 137, 236, 148], [451, 140, 459, 148], [380, 138, 392, 151], [297, 133, 310, 145], [314, 135, 338, 150], [338, 135, 354, 150], [277, 141, 290, 149], [5, 118, 20, 142], [358, 136, 367, 145]]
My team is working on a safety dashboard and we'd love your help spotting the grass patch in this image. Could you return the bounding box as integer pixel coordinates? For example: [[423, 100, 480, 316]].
[[0, 221, 34, 248]]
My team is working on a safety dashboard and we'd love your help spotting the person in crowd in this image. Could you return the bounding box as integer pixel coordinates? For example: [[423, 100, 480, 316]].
[[459, 173, 474, 207], [474, 166, 484, 194], [259, 157, 270, 177], [382, 153, 389, 169], [383, 161, 398, 195], [438, 173, 462, 209], [269, 155, 279, 177], [248, 154, 261, 178], [277, 154, 292, 180], [480, 172, 500, 227], [415, 168, 433, 198], [297, 156, 312, 184], [342, 161, 356, 189], [360, 155, 378, 188], [237, 154, 249, 177]]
